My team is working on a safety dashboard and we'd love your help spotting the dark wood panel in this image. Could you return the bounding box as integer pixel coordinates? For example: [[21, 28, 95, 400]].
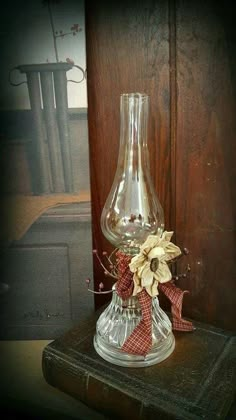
[[43, 313, 236, 420], [86, 0, 171, 305], [175, 0, 236, 329]]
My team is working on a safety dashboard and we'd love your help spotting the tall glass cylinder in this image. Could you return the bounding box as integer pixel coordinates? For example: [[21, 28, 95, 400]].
[[101, 93, 164, 254], [94, 93, 175, 367]]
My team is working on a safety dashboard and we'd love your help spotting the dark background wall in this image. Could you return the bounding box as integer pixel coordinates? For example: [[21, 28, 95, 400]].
[[86, 0, 236, 331]]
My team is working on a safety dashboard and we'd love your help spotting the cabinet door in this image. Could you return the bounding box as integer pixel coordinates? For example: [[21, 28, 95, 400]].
[[1, 246, 71, 338], [0, 203, 94, 339]]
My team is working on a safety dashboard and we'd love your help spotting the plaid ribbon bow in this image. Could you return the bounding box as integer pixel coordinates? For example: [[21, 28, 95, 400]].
[[115, 251, 194, 356]]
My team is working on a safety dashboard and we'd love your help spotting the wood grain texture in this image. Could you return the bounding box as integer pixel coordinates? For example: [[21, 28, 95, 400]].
[[86, 0, 236, 329], [85, 0, 171, 305], [175, 0, 236, 329], [42, 311, 236, 420]]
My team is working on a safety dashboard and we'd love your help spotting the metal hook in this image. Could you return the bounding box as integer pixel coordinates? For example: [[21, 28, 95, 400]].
[[8, 67, 27, 86], [67, 64, 85, 84]]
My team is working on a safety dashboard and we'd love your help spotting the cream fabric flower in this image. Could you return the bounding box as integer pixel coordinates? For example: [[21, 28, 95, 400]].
[[129, 231, 181, 297]]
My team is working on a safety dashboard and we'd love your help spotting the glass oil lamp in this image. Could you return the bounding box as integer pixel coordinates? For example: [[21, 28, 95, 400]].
[[93, 93, 175, 367]]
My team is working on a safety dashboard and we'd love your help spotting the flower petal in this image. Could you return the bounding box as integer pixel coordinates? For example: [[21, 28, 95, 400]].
[[162, 242, 181, 261], [132, 272, 143, 296], [133, 271, 141, 287], [148, 246, 165, 260], [129, 254, 145, 272], [155, 261, 172, 283], [159, 231, 174, 243], [136, 260, 148, 277], [140, 234, 160, 253], [141, 264, 154, 287], [146, 282, 159, 297], [133, 281, 143, 296]]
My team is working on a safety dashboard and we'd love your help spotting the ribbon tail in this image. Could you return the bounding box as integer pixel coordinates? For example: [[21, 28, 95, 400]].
[[116, 252, 152, 356], [121, 289, 152, 356], [115, 252, 134, 300], [159, 282, 194, 331]]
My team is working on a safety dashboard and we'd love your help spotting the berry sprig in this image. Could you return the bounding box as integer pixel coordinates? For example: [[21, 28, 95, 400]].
[[85, 248, 119, 294], [93, 249, 119, 279], [169, 248, 191, 281], [85, 246, 191, 293], [85, 278, 113, 295]]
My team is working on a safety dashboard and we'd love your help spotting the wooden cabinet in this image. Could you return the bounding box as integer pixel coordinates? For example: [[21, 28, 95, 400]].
[[0, 203, 94, 339], [85, 0, 236, 330]]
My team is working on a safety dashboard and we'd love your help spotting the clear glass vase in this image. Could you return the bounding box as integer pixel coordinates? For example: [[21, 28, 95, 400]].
[[94, 93, 175, 367]]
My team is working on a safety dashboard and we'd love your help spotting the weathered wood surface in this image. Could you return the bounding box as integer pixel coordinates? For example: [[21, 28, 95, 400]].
[[86, 0, 172, 308], [42, 310, 236, 420], [86, 0, 236, 329], [175, 0, 236, 329]]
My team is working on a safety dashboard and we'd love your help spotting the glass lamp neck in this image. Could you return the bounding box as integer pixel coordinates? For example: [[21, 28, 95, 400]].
[[120, 93, 148, 145], [119, 93, 149, 170]]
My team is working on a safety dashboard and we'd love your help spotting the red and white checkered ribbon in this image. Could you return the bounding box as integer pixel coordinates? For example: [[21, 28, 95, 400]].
[[115, 251, 194, 356], [159, 282, 194, 332]]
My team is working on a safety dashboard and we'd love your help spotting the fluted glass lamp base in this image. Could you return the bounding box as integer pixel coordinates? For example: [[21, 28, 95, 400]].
[[94, 331, 175, 368], [94, 285, 175, 368]]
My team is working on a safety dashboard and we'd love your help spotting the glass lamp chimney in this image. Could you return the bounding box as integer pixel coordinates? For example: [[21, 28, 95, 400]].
[[100, 93, 164, 254]]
